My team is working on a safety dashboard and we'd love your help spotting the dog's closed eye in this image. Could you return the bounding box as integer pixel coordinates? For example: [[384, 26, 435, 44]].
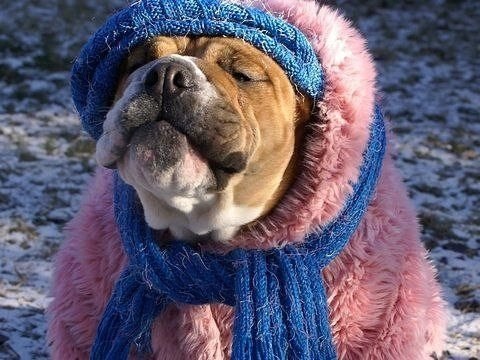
[[231, 70, 252, 83]]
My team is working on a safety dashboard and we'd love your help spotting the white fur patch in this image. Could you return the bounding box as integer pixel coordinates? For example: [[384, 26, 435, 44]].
[[133, 181, 263, 242]]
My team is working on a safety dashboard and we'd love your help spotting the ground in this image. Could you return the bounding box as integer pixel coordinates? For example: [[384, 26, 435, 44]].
[[0, 0, 478, 358]]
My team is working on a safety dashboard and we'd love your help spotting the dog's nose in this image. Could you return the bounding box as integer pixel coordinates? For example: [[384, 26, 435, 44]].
[[144, 62, 195, 98]]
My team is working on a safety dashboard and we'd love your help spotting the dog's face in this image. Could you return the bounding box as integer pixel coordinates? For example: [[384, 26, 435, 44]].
[[96, 36, 312, 242]]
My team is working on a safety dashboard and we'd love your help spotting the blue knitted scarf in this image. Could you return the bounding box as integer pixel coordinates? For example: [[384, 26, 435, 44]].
[[71, 0, 387, 358]]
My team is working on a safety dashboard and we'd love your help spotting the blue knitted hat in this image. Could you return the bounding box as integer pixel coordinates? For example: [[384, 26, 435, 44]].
[[72, 0, 324, 141]]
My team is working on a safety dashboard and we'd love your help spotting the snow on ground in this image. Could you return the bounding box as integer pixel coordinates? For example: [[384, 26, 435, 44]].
[[0, 0, 478, 358]]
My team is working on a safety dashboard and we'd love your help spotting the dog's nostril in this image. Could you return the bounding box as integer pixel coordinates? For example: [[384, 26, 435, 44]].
[[172, 71, 188, 88], [165, 65, 193, 92]]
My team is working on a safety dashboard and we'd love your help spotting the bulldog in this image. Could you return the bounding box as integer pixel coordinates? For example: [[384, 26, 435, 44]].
[[95, 35, 312, 243]]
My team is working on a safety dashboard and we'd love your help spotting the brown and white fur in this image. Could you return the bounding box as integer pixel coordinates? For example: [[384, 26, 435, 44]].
[[95, 36, 312, 243]]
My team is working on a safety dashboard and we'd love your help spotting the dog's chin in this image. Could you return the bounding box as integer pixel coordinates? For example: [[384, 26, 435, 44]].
[[117, 121, 216, 199]]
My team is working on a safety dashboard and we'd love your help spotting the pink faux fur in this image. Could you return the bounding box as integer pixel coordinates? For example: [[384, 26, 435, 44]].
[[47, 1, 446, 358]]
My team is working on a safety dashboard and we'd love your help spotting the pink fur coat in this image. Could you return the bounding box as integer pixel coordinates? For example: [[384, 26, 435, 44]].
[[47, 1, 446, 358]]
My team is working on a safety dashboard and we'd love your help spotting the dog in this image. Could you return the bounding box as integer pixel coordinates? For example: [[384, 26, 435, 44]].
[[47, 2, 446, 359], [96, 35, 311, 243]]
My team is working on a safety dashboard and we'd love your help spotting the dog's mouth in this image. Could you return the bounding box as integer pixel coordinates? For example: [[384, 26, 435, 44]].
[[95, 57, 250, 192]]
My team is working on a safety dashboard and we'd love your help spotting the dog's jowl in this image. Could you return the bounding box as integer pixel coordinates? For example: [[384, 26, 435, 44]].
[[47, 0, 446, 359]]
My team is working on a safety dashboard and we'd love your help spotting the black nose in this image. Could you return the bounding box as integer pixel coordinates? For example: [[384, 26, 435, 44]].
[[144, 61, 196, 99]]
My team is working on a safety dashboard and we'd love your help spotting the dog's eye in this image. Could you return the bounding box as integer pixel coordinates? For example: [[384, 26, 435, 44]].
[[232, 71, 253, 83]]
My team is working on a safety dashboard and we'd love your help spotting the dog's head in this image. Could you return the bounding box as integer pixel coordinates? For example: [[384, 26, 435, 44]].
[[96, 36, 312, 242]]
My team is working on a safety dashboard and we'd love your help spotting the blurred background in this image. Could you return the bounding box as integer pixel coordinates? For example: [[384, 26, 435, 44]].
[[0, 0, 478, 358]]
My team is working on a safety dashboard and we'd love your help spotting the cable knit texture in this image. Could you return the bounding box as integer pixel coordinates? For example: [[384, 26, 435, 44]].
[[47, 0, 446, 359]]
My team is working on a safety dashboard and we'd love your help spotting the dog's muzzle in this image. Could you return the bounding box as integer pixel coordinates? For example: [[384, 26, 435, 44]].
[[95, 55, 250, 191]]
